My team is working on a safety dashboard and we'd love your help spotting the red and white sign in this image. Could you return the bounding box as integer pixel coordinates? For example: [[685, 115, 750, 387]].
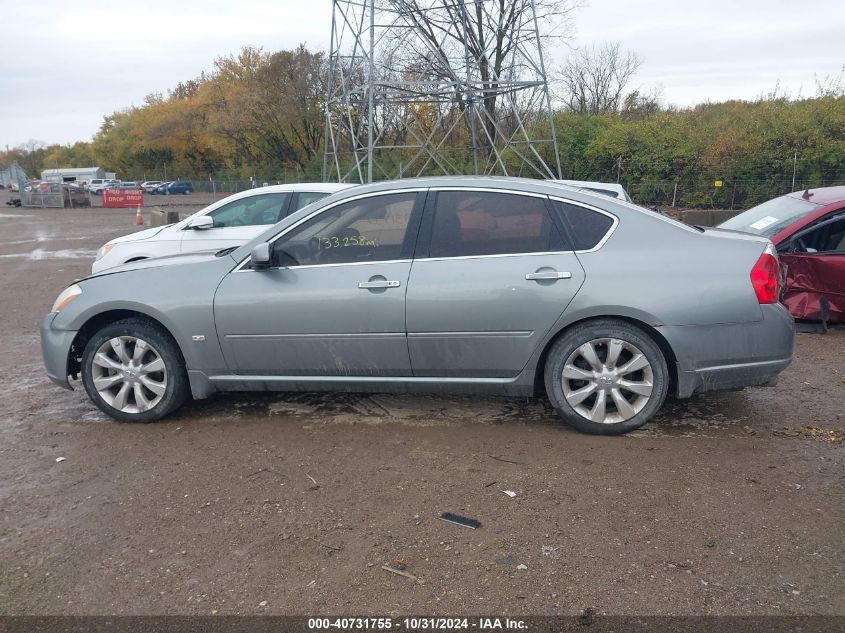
[[103, 189, 144, 208]]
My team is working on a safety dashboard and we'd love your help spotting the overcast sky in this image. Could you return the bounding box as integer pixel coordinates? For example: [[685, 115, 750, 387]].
[[2, 0, 843, 149]]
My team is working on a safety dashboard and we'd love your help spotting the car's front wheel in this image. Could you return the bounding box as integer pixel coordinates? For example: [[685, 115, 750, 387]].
[[544, 319, 669, 435], [81, 318, 189, 423]]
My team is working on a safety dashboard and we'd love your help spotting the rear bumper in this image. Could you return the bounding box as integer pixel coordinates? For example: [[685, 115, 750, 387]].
[[660, 303, 794, 398], [41, 313, 76, 390], [676, 357, 790, 398]]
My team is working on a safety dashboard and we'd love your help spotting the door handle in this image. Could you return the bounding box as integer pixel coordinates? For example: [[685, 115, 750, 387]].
[[358, 280, 401, 289], [525, 271, 572, 280]]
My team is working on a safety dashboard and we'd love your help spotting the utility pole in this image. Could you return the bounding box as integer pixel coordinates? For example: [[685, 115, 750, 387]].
[[791, 150, 797, 191], [366, 0, 375, 184], [324, 0, 560, 182]]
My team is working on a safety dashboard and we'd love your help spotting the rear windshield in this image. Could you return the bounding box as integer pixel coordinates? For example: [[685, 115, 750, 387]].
[[719, 196, 821, 238]]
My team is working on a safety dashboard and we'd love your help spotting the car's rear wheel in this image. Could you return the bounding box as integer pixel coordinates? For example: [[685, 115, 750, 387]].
[[81, 318, 189, 423], [544, 319, 669, 435]]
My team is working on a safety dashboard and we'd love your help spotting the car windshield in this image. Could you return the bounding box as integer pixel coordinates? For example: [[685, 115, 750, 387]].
[[719, 196, 821, 238]]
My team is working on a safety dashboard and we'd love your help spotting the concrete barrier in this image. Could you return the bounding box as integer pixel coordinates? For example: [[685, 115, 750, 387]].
[[149, 207, 181, 227]]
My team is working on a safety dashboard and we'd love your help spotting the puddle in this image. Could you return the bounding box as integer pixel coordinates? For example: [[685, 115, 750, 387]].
[[0, 248, 97, 260], [2, 235, 94, 246]]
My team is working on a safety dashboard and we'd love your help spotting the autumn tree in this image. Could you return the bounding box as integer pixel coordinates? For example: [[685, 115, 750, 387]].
[[558, 42, 643, 115]]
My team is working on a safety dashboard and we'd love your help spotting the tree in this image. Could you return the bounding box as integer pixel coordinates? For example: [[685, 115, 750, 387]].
[[558, 42, 642, 115], [208, 45, 327, 174], [8, 140, 48, 177]]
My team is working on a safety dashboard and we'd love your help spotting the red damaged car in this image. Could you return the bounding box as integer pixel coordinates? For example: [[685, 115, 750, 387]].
[[718, 186, 845, 322]]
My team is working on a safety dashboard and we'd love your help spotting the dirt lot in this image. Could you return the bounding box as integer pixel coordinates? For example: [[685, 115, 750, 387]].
[[0, 192, 842, 616]]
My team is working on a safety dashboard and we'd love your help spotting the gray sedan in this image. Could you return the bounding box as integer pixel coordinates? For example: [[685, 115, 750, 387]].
[[42, 177, 794, 434]]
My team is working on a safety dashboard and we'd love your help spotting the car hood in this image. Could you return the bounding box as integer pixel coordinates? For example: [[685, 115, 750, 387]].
[[88, 250, 232, 278], [108, 225, 172, 245]]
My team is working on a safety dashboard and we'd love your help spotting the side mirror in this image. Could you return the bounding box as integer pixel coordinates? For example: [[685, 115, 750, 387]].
[[250, 243, 272, 269], [187, 215, 214, 230]]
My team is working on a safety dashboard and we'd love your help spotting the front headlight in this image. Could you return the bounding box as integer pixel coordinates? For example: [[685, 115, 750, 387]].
[[96, 243, 114, 261], [51, 284, 82, 313]]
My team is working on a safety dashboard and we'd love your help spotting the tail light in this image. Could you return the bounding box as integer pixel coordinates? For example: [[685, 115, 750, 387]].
[[750, 244, 780, 304]]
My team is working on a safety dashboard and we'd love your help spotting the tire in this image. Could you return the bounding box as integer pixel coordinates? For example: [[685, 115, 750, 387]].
[[81, 318, 190, 423], [544, 319, 669, 435]]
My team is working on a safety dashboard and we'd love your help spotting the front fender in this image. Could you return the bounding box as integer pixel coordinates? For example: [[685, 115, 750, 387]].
[[52, 258, 233, 374]]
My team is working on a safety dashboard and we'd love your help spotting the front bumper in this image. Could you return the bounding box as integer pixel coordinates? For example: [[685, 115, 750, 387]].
[[41, 313, 77, 390], [660, 303, 795, 398]]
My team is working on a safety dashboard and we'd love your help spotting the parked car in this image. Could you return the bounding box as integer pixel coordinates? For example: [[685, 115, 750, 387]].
[[149, 182, 172, 194], [551, 180, 633, 203], [718, 186, 845, 322], [152, 180, 194, 195], [92, 183, 351, 273], [61, 183, 90, 208], [88, 179, 119, 195], [117, 181, 141, 190], [45, 177, 793, 434], [141, 181, 162, 193], [21, 181, 89, 207]]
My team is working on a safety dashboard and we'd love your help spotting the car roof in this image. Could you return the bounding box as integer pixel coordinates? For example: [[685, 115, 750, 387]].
[[301, 176, 696, 232], [229, 176, 699, 264], [783, 186, 845, 206], [550, 179, 630, 197], [222, 182, 352, 197], [271, 182, 351, 192], [175, 182, 355, 225], [325, 176, 628, 204]]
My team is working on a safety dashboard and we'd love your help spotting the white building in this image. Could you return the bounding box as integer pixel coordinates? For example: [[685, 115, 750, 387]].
[[41, 166, 116, 183]]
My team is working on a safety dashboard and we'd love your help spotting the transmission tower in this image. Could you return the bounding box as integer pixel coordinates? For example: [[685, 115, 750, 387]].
[[323, 0, 561, 183]]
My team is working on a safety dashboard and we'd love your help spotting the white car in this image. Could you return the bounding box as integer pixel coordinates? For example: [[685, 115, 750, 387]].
[[92, 183, 351, 273], [140, 181, 162, 192], [551, 180, 633, 202], [88, 178, 119, 194]]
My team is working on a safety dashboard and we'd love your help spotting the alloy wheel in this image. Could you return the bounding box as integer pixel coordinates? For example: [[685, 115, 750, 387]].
[[561, 337, 654, 424], [91, 336, 167, 413]]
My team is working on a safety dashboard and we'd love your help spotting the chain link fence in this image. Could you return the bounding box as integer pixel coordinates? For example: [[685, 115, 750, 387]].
[[131, 173, 845, 211]]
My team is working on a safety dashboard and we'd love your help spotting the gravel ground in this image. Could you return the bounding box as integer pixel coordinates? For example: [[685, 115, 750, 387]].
[[0, 193, 842, 616]]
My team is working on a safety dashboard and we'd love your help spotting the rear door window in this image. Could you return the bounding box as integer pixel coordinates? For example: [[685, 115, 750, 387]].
[[427, 191, 568, 258], [287, 191, 332, 216], [207, 193, 291, 228], [553, 201, 615, 251]]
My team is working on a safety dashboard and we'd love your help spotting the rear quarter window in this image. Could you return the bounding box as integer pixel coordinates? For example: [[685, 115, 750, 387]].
[[554, 201, 615, 250]]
